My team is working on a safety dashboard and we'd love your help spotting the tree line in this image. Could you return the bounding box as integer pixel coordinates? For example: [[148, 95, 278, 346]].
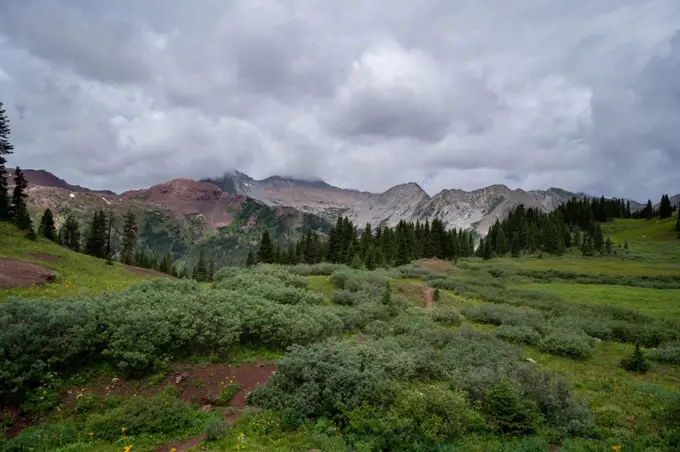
[[251, 216, 477, 268]]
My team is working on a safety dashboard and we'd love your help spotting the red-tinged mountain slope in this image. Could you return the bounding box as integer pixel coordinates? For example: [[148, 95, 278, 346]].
[[121, 179, 247, 229]]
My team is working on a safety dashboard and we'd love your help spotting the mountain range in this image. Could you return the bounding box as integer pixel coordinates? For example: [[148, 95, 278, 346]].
[[10, 168, 674, 266], [202, 172, 586, 235]]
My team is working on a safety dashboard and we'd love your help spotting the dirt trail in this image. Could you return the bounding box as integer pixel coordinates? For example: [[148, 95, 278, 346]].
[[0, 258, 56, 288], [418, 258, 459, 274], [423, 287, 433, 309]]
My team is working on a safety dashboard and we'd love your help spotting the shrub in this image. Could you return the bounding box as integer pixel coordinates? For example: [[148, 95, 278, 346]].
[[493, 325, 541, 345], [538, 330, 595, 360], [430, 306, 462, 326], [247, 340, 390, 419], [84, 392, 194, 441], [482, 380, 542, 435], [203, 418, 230, 441], [463, 304, 544, 328], [621, 343, 650, 374], [648, 341, 680, 365], [3, 422, 79, 451], [213, 384, 242, 406]]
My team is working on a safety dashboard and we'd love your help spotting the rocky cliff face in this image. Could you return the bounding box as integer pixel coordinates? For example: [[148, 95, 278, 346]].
[[203, 174, 579, 235]]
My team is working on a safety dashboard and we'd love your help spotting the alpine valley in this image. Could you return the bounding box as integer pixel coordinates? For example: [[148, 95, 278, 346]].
[[13, 168, 648, 267]]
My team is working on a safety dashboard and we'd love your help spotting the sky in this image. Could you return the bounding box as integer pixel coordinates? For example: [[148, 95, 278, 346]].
[[0, 0, 679, 200]]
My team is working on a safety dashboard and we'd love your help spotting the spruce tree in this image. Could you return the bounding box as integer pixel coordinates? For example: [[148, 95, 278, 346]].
[[10, 167, 31, 230], [350, 253, 364, 269], [246, 249, 255, 267], [257, 230, 274, 264], [38, 208, 57, 241], [194, 250, 208, 282], [121, 210, 138, 264], [85, 210, 107, 258], [605, 237, 613, 254], [510, 234, 521, 258], [624, 241, 629, 250], [105, 210, 115, 258], [645, 199, 654, 219], [60, 215, 81, 252], [0, 102, 13, 221], [208, 258, 215, 281], [659, 194, 673, 219], [364, 246, 377, 270]]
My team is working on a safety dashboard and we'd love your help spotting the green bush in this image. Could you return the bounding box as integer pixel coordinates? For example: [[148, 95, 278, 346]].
[[538, 330, 595, 360], [431, 306, 462, 325], [648, 341, 680, 365], [493, 325, 541, 345], [463, 304, 544, 328], [203, 418, 230, 441], [3, 422, 79, 451], [247, 340, 390, 419], [84, 391, 194, 441]]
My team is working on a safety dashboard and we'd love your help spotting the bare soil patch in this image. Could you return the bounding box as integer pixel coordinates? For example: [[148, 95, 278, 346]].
[[156, 434, 206, 452], [28, 252, 62, 262], [60, 361, 276, 419], [423, 287, 433, 309], [0, 258, 56, 288], [418, 258, 458, 274], [0, 408, 33, 440], [125, 265, 172, 278]]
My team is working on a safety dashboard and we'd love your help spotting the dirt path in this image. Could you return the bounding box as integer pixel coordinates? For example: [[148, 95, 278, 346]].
[[418, 258, 459, 274], [0, 258, 56, 288], [423, 287, 433, 309], [155, 434, 205, 452]]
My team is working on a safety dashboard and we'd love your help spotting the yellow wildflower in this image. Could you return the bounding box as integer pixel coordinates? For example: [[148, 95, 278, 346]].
[[170, 449, 177, 452], [611, 446, 621, 452], [124, 446, 133, 452]]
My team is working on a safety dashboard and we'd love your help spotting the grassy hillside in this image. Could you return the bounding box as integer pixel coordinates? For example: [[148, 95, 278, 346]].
[[0, 222, 162, 300], [2, 217, 679, 451]]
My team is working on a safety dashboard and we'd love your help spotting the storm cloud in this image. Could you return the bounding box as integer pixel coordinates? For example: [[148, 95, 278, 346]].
[[0, 0, 678, 199]]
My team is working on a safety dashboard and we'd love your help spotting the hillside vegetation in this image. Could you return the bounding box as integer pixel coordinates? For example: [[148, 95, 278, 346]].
[[1, 216, 679, 451], [0, 222, 163, 299]]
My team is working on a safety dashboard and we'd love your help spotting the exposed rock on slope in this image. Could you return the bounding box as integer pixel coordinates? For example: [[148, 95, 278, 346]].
[[203, 173, 578, 235]]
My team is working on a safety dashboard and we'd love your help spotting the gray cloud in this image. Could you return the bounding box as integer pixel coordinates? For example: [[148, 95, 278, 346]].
[[0, 0, 679, 199]]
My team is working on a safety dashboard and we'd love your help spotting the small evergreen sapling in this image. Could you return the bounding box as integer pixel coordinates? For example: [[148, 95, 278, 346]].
[[621, 343, 650, 374]]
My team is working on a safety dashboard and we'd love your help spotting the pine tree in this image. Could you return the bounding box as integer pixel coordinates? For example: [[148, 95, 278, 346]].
[[350, 254, 364, 269], [0, 102, 13, 221], [60, 215, 81, 252], [194, 250, 208, 282], [121, 210, 137, 264], [105, 210, 115, 258], [510, 234, 521, 258], [624, 240, 629, 250], [10, 167, 31, 230], [257, 230, 274, 264], [496, 228, 509, 256], [246, 249, 256, 267], [208, 258, 215, 281], [364, 246, 377, 270], [605, 237, 613, 254], [645, 199, 654, 219], [85, 210, 107, 258], [659, 194, 673, 219], [38, 208, 57, 241]]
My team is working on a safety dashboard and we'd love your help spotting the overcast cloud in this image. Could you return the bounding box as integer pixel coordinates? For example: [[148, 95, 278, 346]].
[[0, 0, 678, 200]]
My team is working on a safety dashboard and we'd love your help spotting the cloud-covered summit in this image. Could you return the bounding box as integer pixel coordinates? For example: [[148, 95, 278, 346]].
[[0, 0, 678, 200]]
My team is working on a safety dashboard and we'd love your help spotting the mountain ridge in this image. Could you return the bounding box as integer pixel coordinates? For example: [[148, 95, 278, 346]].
[[13, 168, 670, 238]]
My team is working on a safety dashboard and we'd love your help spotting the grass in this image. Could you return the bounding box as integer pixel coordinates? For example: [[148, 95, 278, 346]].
[[0, 222, 161, 300], [306, 275, 335, 296], [603, 215, 680, 259], [513, 282, 680, 321]]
